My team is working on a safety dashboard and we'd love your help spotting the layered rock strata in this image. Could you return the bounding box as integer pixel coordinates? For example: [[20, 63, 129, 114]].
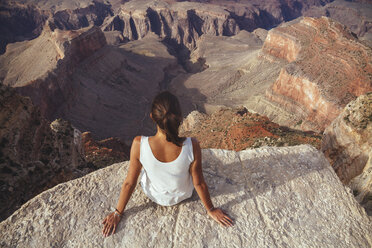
[[322, 93, 372, 215], [0, 145, 371, 247], [180, 108, 321, 151], [1, 0, 331, 54], [0, 85, 87, 221], [103, 0, 332, 49], [263, 17, 372, 131], [168, 17, 371, 132]]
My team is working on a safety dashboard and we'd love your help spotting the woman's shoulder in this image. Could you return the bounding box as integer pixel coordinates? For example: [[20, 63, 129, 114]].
[[188, 137, 200, 150], [132, 136, 144, 149]]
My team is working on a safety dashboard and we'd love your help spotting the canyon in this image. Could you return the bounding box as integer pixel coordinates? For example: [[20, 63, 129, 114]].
[[0, 0, 370, 141]]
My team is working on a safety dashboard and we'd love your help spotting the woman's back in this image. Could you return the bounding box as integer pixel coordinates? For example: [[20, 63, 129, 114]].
[[139, 136, 194, 206], [148, 135, 184, 163]]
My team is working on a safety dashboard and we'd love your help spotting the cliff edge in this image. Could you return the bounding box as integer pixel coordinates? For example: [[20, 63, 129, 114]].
[[0, 145, 371, 247]]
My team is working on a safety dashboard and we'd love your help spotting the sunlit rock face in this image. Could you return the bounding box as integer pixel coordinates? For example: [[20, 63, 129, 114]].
[[322, 93, 372, 215], [263, 17, 372, 132], [180, 108, 321, 151], [0, 145, 371, 247], [168, 16, 371, 133]]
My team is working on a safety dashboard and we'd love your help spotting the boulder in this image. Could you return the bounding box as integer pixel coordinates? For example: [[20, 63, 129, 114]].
[[1, 145, 371, 247]]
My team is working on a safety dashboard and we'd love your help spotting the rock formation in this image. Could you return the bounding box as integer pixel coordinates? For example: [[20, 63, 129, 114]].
[[171, 17, 372, 132], [180, 108, 321, 151], [0, 24, 107, 118], [304, 0, 372, 41], [0, 23, 180, 142], [0, 145, 371, 247], [322, 92, 372, 215], [83, 132, 130, 168], [0, 85, 88, 221], [103, 0, 331, 49], [264, 17, 372, 131], [1, 0, 370, 142], [0, 2, 48, 54], [1, 0, 332, 54]]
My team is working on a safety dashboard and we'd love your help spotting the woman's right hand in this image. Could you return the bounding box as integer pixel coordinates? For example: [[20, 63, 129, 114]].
[[102, 212, 121, 237], [207, 208, 234, 227]]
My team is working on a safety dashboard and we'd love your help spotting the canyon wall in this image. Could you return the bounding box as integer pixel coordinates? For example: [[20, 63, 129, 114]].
[[0, 25, 107, 119], [0, 85, 87, 221], [168, 16, 371, 132], [1, 0, 333, 54], [322, 92, 372, 215], [263, 17, 372, 131], [304, 0, 372, 40], [0, 145, 371, 247], [0, 25, 179, 142]]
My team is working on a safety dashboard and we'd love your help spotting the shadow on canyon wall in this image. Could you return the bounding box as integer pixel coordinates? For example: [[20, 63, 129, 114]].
[[14, 42, 207, 144]]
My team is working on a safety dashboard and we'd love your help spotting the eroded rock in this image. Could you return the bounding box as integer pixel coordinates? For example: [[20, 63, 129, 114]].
[[322, 92, 372, 214], [180, 108, 321, 151], [170, 17, 372, 133], [0, 85, 88, 221], [82, 131, 130, 168], [0, 145, 370, 247]]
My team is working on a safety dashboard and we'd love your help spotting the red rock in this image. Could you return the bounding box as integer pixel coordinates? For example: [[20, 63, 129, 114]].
[[180, 108, 321, 151], [263, 17, 372, 131], [82, 132, 130, 168]]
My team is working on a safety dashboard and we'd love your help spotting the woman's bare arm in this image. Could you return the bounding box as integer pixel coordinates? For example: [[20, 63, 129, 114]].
[[115, 136, 142, 213], [189, 138, 233, 227], [102, 136, 143, 237]]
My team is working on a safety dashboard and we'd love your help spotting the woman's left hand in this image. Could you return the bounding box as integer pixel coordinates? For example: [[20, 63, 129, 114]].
[[102, 212, 121, 237], [207, 208, 234, 227]]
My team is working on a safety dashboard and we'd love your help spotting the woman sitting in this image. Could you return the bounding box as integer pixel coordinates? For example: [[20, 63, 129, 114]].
[[102, 91, 233, 237]]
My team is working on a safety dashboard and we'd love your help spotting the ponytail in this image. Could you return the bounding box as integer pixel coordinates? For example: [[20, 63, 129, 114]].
[[151, 91, 185, 147]]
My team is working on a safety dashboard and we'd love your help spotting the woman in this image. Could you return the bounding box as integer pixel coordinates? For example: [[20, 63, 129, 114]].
[[102, 91, 233, 237]]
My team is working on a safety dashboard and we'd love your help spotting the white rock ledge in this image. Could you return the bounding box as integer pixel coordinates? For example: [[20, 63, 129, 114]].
[[0, 145, 371, 247]]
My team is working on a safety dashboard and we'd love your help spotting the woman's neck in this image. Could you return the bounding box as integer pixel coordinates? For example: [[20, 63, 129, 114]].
[[154, 125, 167, 140]]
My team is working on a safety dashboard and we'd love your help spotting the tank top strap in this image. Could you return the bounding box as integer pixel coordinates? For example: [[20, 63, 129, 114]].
[[184, 137, 194, 164], [139, 136, 150, 163]]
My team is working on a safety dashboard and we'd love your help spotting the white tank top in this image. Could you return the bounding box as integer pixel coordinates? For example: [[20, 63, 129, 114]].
[[139, 136, 195, 206]]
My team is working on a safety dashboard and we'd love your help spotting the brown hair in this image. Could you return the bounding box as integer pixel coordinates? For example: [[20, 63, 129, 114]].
[[151, 91, 185, 147]]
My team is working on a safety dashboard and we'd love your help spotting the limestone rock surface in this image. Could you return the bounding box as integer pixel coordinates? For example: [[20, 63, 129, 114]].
[[322, 92, 372, 214], [0, 145, 371, 247]]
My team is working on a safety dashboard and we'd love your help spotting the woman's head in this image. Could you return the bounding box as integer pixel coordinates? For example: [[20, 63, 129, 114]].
[[151, 91, 185, 146]]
